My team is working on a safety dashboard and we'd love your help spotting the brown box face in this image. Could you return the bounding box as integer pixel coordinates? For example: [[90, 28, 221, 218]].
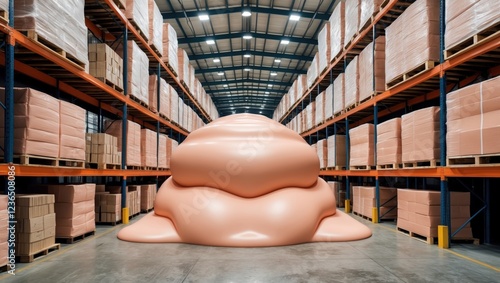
[[22, 215, 44, 233], [15, 230, 45, 243]]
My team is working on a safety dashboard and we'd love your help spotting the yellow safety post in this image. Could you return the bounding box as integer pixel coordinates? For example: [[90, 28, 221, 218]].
[[372, 207, 379, 223], [438, 225, 449, 249], [345, 200, 351, 213], [122, 207, 129, 224]]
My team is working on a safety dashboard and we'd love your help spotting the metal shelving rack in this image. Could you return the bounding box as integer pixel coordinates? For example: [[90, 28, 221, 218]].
[[0, 0, 214, 220], [278, 0, 500, 248]]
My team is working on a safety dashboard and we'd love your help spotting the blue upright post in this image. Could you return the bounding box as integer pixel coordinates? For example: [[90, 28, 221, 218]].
[[121, 27, 129, 223], [484, 179, 490, 244], [374, 103, 380, 223], [345, 118, 351, 212]]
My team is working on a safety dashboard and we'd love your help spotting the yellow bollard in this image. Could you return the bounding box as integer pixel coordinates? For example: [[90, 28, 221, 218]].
[[344, 200, 351, 213], [122, 207, 129, 224], [438, 225, 449, 249], [371, 207, 379, 223]]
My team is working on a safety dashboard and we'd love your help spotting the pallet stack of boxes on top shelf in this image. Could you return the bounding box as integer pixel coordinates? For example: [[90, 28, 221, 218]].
[[0, 0, 8, 24]]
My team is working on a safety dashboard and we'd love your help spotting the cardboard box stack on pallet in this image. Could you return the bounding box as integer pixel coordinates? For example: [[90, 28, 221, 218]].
[[105, 120, 141, 167], [0, 0, 8, 13], [14, 0, 89, 67], [170, 85, 180, 124], [316, 139, 327, 169], [353, 186, 398, 220], [329, 1, 344, 61], [397, 189, 473, 240], [345, 56, 359, 109], [95, 185, 121, 224], [178, 48, 190, 88], [147, 0, 163, 56], [349, 124, 375, 168], [333, 73, 345, 116], [166, 137, 179, 168], [141, 128, 157, 168], [122, 40, 149, 106], [307, 53, 319, 89], [158, 134, 167, 169], [0, 88, 60, 160], [85, 133, 121, 166], [327, 135, 346, 169], [324, 84, 334, 120], [148, 75, 168, 115], [59, 101, 86, 162], [327, 181, 346, 208], [360, 0, 385, 31], [125, 0, 149, 41], [162, 23, 179, 75], [15, 195, 56, 258], [377, 118, 402, 167], [140, 184, 157, 212], [88, 43, 123, 90], [344, 0, 360, 48], [402, 106, 440, 165], [318, 22, 330, 74], [0, 196, 7, 267], [447, 76, 500, 161], [107, 186, 140, 217], [315, 91, 325, 126], [48, 184, 95, 238], [358, 36, 386, 101]]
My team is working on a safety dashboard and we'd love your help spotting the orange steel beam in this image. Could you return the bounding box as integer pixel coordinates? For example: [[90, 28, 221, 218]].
[[103, 0, 212, 122], [0, 164, 172, 177], [443, 167, 500, 178], [85, 18, 116, 42]]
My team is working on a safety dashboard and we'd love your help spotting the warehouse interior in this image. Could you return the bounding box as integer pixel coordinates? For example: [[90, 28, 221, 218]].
[[0, 0, 499, 281]]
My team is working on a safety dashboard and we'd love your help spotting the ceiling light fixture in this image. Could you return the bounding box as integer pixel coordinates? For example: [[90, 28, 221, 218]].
[[242, 10, 252, 17], [244, 68, 251, 71], [223, 84, 228, 87], [213, 58, 220, 63], [243, 54, 251, 58], [280, 39, 290, 45], [243, 34, 253, 39], [265, 91, 270, 94], [206, 39, 215, 45], [198, 14, 210, 21], [270, 72, 278, 76], [289, 14, 301, 21], [217, 72, 224, 75], [274, 59, 281, 63], [268, 84, 273, 87]]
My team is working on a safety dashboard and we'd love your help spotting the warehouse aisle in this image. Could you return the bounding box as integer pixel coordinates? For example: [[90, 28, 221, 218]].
[[1, 214, 498, 283]]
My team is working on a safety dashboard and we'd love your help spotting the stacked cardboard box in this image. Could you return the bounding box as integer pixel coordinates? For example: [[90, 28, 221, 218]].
[[0, 196, 7, 267], [88, 43, 123, 89], [329, 1, 345, 61], [166, 138, 179, 168], [445, 0, 500, 51], [344, 0, 360, 48], [85, 133, 121, 165], [345, 56, 359, 109], [318, 22, 331, 74], [402, 107, 440, 163], [307, 53, 319, 88], [397, 189, 473, 239], [140, 184, 157, 212], [333, 73, 345, 116], [48, 184, 95, 238], [349, 124, 375, 167], [360, 1, 385, 32], [98, 194, 121, 223], [353, 186, 397, 219], [377, 118, 402, 166], [141, 128, 157, 167], [59, 101, 85, 161], [359, 36, 386, 102], [327, 181, 345, 207], [178, 48, 190, 87], [305, 102, 316, 131], [148, 0, 163, 56], [0, 88, 59, 158], [296, 75, 307, 98], [125, 0, 149, 41], [447, 76, 500, 157], [14, 0, 88, 66], [105, 120, 141, 167], [158, 134, 167, 169], [15, 195, 56, 256], [315, 91, 325, 126], [0, 0, 7, 12], [170, 84, 180, 124], [327, 135, 346, 168], [316, 139, 327, 169], [127, 186, 141, 216], [324, 84, 334, 120], [188, 64, 196, 94], [385, 0, 439, 85], [122, 40, 149, 106], [162, 23, 179, 75], [94, 185, 108, 222]]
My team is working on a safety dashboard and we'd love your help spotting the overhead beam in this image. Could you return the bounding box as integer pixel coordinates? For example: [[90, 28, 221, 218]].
[[188, 50, 314, 61], [204, 79, 290, 87], [162, 6, 330, 20], [207, 87, 287, 94], [178, 32, 317, 45], [196, 65, 307, 74]]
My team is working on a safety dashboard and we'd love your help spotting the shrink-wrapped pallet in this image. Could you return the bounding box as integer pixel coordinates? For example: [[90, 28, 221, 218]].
[[327, 135, 346, 168], [0, 0, 7, 11], [345, 56, 359, 109], [141, 128, 157, 167], [148, 74, 159, 113], [353, 186, 397, 219], [0, 196, 7, 267], [349, 123, 375, 167], [0, 88, 59, 158], [324, 84, 334, 120], [329, 2, 345, 60], [125, 0, 149, 41], [344, 0, 360, 48], [445, 0, 500, 50], [120, 40, 149, 105], [359, 36, 386, 102], [316, 139, 327, 169], [315, 91, 325, 126], [166, 138, 178, 168], [401, 107, 440, 163], [188, 64, 196, 94], [307, 53, 319, 89], [59, 101, 86, 161], [305, 102, 316, 131], [170, 85, 180, 123], [296, 75, 307, 97], [377, 118, 402, 166], [178, 48, 190, 86], [14, 0, 88, 66], [318, 22, 331, 74], [447, 76, 500, 157], [327, 181, 345, 207], [360, 0, 385, 31], [105, 119, 141, 167], [148, 0, 163, 56], [162, 23, 179, 75], [333, 74, 345, 115], [140, 184, 157, 212], [385, 0, 439, 85]]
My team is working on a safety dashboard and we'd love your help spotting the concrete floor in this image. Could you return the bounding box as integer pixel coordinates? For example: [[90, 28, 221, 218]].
[[1, 213, 499, 283]]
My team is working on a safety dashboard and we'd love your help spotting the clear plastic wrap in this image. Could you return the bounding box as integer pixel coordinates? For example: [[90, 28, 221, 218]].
[[0, 88, 59, 158], [188, 63, 196, 93], [0, 0, 7, 11], [358, 36, 385, 102], [148, 75, 158, 113], [385, 0, 439, 84], [327, 135, 346, 167], [162, 23, 179, 75], [178, 48, 190, 85], [329, 1, 345, 60], [344, 0, 360, 48], [349, 123, 375, 166], [296, 74, 307, 98], [344, 56, 359, 109], [324, 84, 334, 120], [307, 53, 319, 88], [315, 91, 325, 126], [333, 73, 345, 115], [126, 0, 149, 41], [401, 106, 440, 163], [317, 139, 327, 169], [141, 128, 157, 167], [123, 40, 149, 105], [14, 0, 88, 66], [376, 118, 402, 165], [170, 87, 179, 123], [105, 120, 141, 166], [360, 0, 385, 32], [148, 0, 163, 56], [318, 22, 331, 74], [445, 0, 500, 49], [59, 101, 86, 160]]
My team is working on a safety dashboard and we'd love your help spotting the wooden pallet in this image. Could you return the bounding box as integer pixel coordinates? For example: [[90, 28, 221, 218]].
[[0, 10, 8, 24], [165, 62, 178, 77], [87, 162, 121, 170], [141, 208, 154, 213], [58, 159, 85, 168], [21, 30, 86, 70], [129, 94, 148, 108], [129, 212, 141, 219], [377, 163, 402, 170], [158, 167, 169, 171], [13, 155, 58, 166], [447, 154, 500, 167], [128, 19, 149, 42], [379, 0, 390, 10], [56, 230, 95, 244], [16, 243, 61, 263], [351, 165, 376, 170], [451, 237, 480, 245], [402, 159, 439, 168], [353, 211, 373, 221], [95, 77, 124, 93], [325, 166, 346, 171], [0, 263, 10, 273], [445, 23, 500, 60], [386, 61, 435, 90], [397, 227, 435, 245], [143, 166, 158, 171], [149, 44, 162, 57], [97, 220, 122, 226], [159, 113, 170, 121], [127, 165, 145, 170]]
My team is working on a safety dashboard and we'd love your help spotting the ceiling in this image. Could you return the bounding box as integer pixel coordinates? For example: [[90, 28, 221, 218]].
[[156, 0, 336, 117]]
